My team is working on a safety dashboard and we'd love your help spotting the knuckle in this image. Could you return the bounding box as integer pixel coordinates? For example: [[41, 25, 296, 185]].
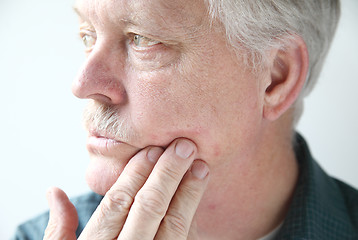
[[135, 187, 169, 218], [156, 164, 183, 183], [102, 187, 134, 214], [162, 211, 189, 238], [129, 167, 149, 183], [179, 183, 203, 201]]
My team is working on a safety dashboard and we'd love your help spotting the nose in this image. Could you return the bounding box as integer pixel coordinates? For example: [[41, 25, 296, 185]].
[[72, 43, 127, 105]]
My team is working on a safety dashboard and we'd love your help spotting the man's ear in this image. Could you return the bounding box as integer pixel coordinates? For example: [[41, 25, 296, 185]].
[[263, 35, 309, 121]]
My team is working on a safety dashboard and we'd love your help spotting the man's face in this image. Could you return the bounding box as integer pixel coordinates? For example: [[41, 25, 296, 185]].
[[73, 0, 268, 195]]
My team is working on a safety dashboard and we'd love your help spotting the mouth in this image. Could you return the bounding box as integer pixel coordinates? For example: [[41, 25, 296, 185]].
[[90, 129, 122, 142], [86, 129, 136, 156]]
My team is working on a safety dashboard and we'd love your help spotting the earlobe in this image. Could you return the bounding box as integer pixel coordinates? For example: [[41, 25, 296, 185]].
[[263, 35, 309, 121]]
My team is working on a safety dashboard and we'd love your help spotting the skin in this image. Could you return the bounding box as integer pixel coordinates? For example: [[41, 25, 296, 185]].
[[44, 0, 309, 239]]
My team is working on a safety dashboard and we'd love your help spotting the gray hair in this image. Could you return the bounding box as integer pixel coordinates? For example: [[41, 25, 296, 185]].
[[205, 0, 340, 122]]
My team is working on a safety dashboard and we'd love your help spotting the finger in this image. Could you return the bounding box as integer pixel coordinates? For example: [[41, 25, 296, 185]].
[[118, 139, 197, 240], [44, 187, 78, 240], [155, 160, 209, 240], [187, 218, 199, 240], [79, 147, 163, 240]]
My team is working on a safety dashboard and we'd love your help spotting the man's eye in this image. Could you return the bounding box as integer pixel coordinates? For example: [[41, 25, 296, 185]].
[[133, 34, 160, 48], [81, 34, 96, 50]]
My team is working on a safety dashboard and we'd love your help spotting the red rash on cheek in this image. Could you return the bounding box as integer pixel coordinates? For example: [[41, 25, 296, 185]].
[[208, 204, 217, 211], [212, 144, 222, 157]]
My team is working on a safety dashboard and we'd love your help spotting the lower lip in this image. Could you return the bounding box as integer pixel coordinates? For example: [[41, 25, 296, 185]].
[[87, 136, 125, 155]]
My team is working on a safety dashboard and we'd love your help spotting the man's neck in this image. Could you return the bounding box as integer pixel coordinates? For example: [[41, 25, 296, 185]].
[[195, 119, 298, 239]]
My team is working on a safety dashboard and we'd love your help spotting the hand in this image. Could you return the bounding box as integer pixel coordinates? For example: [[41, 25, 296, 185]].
[[44, 139, 210, 240]]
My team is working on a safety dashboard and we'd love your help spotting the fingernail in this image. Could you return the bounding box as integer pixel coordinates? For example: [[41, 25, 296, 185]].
[[175, 140, 194, 159], [147, 147, 163, 163], [191, 161, 209, 179]]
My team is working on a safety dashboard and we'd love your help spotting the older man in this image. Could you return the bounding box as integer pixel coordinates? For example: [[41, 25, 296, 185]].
[[13, 0, 358, 239]]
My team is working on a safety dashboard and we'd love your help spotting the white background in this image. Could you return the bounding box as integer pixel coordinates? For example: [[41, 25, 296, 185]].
[[0, 0, 357, 239]]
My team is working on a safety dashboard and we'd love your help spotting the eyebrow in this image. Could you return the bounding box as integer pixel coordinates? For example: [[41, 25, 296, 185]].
[[70, 2, 197, 44], [72, 4, 157, 33], [72, 4, 96, 25], [72, 5, 85, 20]]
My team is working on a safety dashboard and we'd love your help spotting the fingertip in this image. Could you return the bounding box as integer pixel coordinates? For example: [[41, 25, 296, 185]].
[[46, 187, 67, 208], [46, 186, 57, 209], [46, 187, 79, 231], [46, 186, 65, 197], [46, 187, 77, 221], [190, 160, 209, 180], [174, 138, 197, 159], [147, 147, 164, 163], [44, 187, 79, 239]]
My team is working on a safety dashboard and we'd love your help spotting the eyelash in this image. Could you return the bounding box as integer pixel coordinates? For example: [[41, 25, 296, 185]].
[[79, 31, 161, 52], [131, 34, 161, 48]]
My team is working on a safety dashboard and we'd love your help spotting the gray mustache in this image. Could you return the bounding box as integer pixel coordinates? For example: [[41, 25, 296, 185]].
[[82, 101, 139, 143]]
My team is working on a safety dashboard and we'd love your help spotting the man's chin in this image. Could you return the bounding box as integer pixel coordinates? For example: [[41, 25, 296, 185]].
[[85, 156, 127, 196]]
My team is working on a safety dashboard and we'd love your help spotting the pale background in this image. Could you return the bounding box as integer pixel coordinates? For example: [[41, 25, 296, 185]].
[[0, 0, 357, 239]]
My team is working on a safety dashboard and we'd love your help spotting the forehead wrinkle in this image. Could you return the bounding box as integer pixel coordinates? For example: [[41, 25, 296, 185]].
[[160, 0, 211, 39], [75, 0, 212, 44], [74, 0, 130, 29], [127, 0, 209, 39]]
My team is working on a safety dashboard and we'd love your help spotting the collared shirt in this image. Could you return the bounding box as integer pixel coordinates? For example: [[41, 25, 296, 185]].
[[258, 222, 283, 240], [12, 134, 358, 239], [275, 133, 358, 239]]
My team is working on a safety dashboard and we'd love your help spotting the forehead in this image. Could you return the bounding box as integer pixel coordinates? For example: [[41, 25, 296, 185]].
[[74, 0, 209, 31]]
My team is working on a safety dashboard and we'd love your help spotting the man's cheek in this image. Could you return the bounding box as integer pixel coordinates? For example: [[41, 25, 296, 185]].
[[130, 109, 180, 141]]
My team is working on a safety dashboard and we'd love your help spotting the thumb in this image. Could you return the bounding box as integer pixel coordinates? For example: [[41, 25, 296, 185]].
[[44, 187, 79, 240]]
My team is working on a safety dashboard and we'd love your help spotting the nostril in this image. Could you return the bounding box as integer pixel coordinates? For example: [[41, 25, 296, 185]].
[[107, 86, 128, 105], [86, 94, 113, 104]]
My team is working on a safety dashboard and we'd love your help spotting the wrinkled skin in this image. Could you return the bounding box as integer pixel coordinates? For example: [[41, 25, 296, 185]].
[[44, 0, 307, 238]]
